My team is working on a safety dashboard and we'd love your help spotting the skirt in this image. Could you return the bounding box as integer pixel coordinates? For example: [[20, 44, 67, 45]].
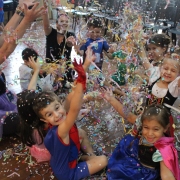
[[107, 134, 160, 180]]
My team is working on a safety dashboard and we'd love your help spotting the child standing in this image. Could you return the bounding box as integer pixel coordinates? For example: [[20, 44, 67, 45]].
[[78, 18, 114, 70], [146, 33, 171, 66], [18, 47, 107, 179]]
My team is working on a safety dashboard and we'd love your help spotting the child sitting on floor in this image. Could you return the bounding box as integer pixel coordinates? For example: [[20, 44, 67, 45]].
[[17, 47, 107, 179], [100, 87, 179, 179], [19, 48, 54, 91]]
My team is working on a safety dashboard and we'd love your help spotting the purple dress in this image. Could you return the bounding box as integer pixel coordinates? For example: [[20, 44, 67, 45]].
[[0, 0, 4, 23], [0, 73, 18, 140]]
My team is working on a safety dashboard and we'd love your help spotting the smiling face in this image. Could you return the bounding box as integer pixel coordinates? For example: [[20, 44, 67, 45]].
[[88, 26, 102, 40], [142, 118, 168, 144], [160, 58, 179, 83], [56, 15, 69, 33], [39, 100, 66, 126], [147, 44, 166, 62]]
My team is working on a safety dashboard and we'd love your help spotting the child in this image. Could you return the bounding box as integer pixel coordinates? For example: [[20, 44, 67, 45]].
[[144, 33, 171, 66], [135, 33, 171, 83], [19, 48, 54, 91], [0, 71, 19, 141], [106, 104, 180, 180], [18, 47, 107, 179], [78, 18, 114, 70], [17, 58, 51, 163]]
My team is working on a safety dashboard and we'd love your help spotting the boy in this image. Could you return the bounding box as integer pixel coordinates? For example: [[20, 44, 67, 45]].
[[78, 18, 114, 70], [30, 47, 107, 179], [19, 48, 54, 91], [19, 48, 39, 90]]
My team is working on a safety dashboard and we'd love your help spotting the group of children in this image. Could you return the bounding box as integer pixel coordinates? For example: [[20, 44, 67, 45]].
[[0, 1, 180, 180]]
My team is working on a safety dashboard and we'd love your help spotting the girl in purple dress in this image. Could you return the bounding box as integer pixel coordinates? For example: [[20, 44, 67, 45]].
[[0, 71, 19, 140]]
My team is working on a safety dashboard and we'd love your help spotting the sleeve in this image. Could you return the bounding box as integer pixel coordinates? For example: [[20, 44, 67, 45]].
[[152, 150, 163, 162], [145, 65, 160, 85], [168, 76, 180, 97], [37, 74, 54, 91], [80, 42, 88, 51], [46, 27, 56, 39], [19, 65, 32, 90], [103, 40, 110, 52]]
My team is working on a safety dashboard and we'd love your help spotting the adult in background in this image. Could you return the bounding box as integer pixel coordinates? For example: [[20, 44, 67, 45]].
[[42, 0, 76, 85]]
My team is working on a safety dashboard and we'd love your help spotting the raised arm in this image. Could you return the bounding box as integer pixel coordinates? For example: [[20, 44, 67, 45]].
[[100, 87, 137, 124], [0, 3, 45, 64], [0, 0, 38, 47], [138, 44, 151, 70], [42, 0, 52, 35], [58, 47, 96, 138], [27, 57, 41, 90]]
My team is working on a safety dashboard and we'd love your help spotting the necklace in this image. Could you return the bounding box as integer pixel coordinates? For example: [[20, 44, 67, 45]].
[[57, 31, 67, 59], [153, 58, 164, 66]]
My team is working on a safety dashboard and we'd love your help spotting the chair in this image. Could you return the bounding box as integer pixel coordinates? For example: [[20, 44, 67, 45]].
[[143, 1, 177, 33], [3, 0, 14, 22], [167, 1, 180, 45]]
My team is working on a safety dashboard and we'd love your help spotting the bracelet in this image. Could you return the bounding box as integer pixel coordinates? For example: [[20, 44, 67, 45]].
[[16, 5, 24, 17], [16, 10, 24, 17]]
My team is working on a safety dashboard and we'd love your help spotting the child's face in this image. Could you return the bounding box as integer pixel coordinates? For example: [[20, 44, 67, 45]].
[[39, 100, 66, 126], [88, 26, 101, 40], [160, 59, 179, 83], [147, 44, 165, 61], [142, 118, 168, 144]]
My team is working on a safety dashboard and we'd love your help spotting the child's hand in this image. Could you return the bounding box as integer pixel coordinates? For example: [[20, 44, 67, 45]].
[[66, 36, 76, 46], [73, 59, 86, 91], [83, 46, 96, 70], [28, 56, 40, 72], [99, 87, 114, 101]]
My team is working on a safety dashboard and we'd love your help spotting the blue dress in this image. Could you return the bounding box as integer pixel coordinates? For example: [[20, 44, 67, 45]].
[[0, 0, 4, 23], [107, 134, 160, 180]]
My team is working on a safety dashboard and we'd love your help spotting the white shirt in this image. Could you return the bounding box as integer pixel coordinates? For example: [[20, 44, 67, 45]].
[[19, 64, 32, 91], [146, 66, 180, 98]]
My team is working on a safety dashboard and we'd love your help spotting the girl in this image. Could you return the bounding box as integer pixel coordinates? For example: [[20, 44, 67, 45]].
[[17, 58, 51, 163], [135, 33, 171, 83], [100, 87, 179, 179], [145, 33, 171, 66], [0, 71, 19, 140], [139, 40, 180, 135], [106, 104, 180, 180]]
